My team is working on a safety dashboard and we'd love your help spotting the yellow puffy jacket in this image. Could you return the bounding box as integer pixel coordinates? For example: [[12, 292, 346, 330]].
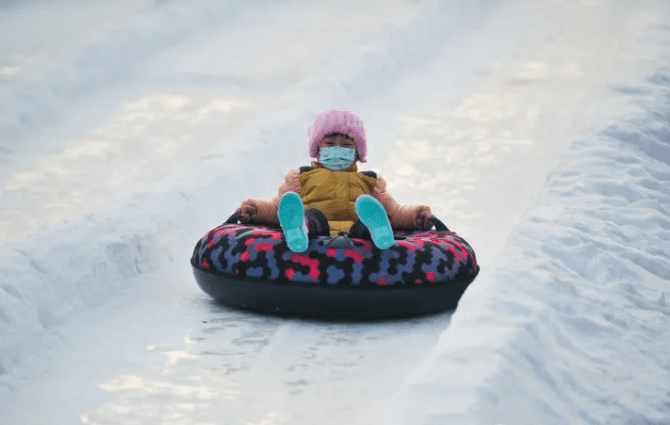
[[298, 162, 376, 234]]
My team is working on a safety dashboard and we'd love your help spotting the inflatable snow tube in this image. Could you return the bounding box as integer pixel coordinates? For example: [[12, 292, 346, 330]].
[[191, 212, 479, 319]]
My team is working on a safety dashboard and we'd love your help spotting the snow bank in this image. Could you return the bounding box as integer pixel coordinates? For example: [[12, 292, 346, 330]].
[[393, 62, 670, 425]]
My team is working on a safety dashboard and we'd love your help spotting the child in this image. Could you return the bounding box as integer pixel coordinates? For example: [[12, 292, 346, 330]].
[[238, 108, 433, 252]]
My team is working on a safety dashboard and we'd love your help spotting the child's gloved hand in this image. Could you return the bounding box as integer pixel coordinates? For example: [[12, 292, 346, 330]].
[[415, 211, 433, 229], [239, 206, 258, 223]]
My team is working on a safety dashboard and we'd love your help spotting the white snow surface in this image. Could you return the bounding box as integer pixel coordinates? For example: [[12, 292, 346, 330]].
[[1, 0, 669, 424]]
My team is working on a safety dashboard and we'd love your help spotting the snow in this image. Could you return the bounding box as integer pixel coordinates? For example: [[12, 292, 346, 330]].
[[1, 0, 669, 424]]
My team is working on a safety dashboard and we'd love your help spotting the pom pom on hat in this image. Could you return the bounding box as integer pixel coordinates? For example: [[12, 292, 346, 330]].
[[308, 109, 367, 163]]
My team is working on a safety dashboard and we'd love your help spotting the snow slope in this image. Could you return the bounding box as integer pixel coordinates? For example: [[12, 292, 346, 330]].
[[1, 0, 669, 424]]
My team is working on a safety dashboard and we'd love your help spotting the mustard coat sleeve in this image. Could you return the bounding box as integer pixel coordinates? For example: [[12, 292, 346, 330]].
[[372, 174, 432, 229], [239, 169, 302, 224]]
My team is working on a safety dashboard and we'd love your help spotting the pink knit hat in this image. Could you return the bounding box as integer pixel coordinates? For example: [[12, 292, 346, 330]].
[[308, 109, 367, 163]]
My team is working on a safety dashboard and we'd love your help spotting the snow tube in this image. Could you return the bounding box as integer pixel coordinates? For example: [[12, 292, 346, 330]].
[[191, 212, 479, 319]]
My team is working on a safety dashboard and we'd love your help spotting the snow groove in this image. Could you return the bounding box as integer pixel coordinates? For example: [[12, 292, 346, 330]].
[[0, 0, 485, 389], [0, 0, 264, 179]]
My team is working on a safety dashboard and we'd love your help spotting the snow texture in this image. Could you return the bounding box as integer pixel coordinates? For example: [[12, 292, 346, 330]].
[[1, 0, 669, 424]]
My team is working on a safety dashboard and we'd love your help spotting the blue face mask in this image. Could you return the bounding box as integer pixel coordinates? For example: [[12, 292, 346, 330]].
[[319, 146, 356, 171]]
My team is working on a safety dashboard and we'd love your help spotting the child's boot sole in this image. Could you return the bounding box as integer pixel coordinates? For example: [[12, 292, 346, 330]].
[[355, 195, 394, 249], [278, 192, 309, 253]]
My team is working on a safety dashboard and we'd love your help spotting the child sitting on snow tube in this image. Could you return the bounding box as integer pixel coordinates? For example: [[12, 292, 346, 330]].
[[238, 108, 434, 252]]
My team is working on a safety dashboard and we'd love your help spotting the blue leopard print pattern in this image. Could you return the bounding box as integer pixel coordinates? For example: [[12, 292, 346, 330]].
[[191, 224, 479, 287]]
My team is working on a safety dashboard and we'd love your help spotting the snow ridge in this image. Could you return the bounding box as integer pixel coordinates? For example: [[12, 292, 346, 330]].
[[393, 68, 670, 424], [0, 184, 208, 394]]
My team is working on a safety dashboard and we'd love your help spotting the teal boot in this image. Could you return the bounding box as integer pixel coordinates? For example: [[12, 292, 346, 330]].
[[278, 192, 309, 253], [355, 195, 394, 249]]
